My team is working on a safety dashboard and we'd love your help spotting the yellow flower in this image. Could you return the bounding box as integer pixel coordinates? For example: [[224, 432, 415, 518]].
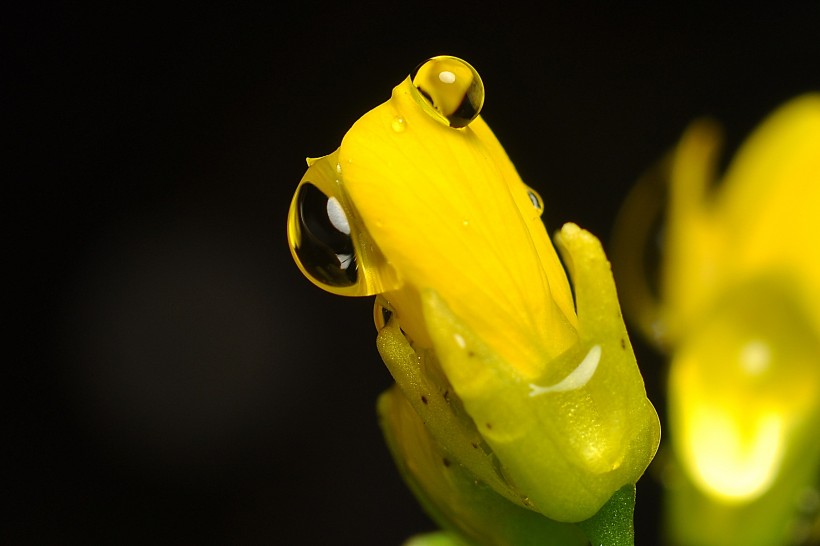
[[613, 94, 820, 546], [289, 56, 660, 541]]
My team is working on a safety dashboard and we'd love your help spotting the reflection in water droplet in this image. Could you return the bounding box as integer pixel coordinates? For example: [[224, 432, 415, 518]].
[[391, 116, 406, 133], [292, 183, 357, 287], [527, 189, 544, 212], [326, 196, 350, 235], [438, 70, 456, 84]]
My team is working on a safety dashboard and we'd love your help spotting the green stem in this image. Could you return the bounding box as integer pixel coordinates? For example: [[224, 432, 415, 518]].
[[576, 484, 636, 546]]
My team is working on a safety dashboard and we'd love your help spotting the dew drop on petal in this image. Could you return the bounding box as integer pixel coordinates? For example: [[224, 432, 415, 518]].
[[410, 56, 484, 128], [391, 116, 406, 133]]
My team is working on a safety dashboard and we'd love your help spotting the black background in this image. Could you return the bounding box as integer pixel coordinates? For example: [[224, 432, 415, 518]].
[[8, 3, 820, 545]]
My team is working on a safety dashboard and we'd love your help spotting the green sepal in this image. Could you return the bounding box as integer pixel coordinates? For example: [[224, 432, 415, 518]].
[[577, 484, 636, 546], [375, 223, 656, 542], [375, 310, 526, 508], [378, 384, 589, 546], [418, 223, 660, 522]]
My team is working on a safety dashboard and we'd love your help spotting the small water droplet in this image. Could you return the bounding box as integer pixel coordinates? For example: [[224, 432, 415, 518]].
[[391, 116, 406, 132]]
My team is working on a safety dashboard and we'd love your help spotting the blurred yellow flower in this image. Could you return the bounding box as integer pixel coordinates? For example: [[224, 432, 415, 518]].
[[613, 94, 820, 546]]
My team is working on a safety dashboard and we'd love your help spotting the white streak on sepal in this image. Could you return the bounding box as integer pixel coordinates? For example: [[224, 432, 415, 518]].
[[529, 344, 602, 397]]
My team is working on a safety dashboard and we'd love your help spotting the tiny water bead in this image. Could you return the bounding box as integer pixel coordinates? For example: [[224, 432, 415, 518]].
[[410, 56, 484, 128], [527, 189, 544, 213], [391, 116, 407, 133]]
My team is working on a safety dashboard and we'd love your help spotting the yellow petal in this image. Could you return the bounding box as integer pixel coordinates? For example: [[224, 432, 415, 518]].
[[340, 76, 577, 377]]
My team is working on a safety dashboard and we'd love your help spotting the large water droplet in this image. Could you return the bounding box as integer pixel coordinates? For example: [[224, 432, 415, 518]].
[[410, 56, 484, 128], [291, 183, 357, 287]]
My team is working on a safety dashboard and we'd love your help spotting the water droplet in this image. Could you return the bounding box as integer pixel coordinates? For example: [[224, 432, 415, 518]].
[[290, 183, 357, 287], [410, 56, 484, 128], [527, 188, 544, 214], [391, 116, 406, 133]]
